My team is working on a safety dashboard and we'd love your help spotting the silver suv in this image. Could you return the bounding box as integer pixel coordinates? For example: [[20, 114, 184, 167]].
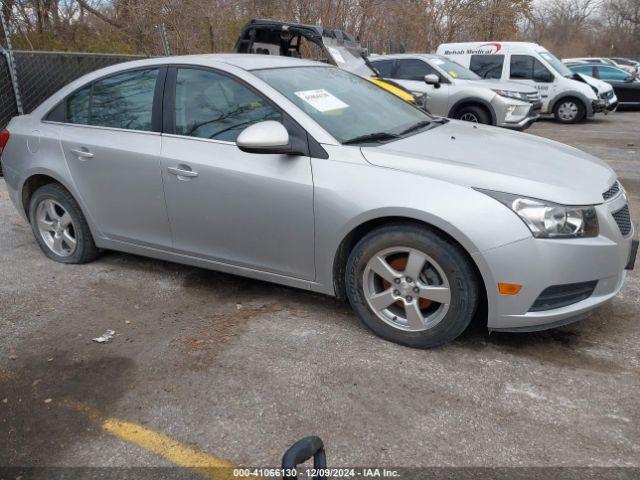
[[1, 55, 636, 348], [371, 54, 542, 130]]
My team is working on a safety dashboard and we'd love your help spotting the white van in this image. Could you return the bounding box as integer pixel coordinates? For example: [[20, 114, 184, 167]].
[[436, 42, 604, 123]]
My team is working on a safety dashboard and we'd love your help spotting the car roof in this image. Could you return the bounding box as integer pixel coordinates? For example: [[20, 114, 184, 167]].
[[30, 53, 330, 118], [110, 53, 324, 71], [371, 53, 444, 61], [439, 41, 543, 49]]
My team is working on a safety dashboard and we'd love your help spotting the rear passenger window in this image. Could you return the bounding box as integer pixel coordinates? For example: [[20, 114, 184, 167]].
[[372, 60, 395, 77], [89, 69, 159, 131], [469, 55, 504, 79], [66, 85, 91, 124], [174, 68, 282, 142]]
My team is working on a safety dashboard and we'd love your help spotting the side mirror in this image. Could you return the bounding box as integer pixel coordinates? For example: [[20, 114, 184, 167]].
[[424, 74, 440, 88], [237, 121, 294, 154], [624, 75, 634, 83]]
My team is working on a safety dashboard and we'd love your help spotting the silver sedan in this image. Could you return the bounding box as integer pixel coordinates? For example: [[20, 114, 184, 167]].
[[0, 54, 636, 348]]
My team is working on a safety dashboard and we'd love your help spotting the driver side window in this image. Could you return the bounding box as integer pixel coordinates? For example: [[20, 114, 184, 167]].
[[175, 68, 282, 142], [395, 59, 435, 81]]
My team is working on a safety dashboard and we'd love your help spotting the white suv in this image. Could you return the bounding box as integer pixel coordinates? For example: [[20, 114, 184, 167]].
[[371, 54, 541, 130]]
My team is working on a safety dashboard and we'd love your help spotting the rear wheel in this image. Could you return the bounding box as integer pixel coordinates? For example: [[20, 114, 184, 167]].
[[346, 224, 479, 348], [29, 184, 100, 264], [553, 97, 585, 123], [454, 105, 491, 125]]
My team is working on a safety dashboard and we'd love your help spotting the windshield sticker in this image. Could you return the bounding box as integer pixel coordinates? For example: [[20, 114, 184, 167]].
[[449, 71, 458, 77], [295, 89, 349, 112], [327, 46, 346, 64]]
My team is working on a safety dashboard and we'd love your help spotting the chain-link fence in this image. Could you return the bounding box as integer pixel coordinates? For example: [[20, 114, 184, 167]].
[[0, 52, 18, 131], [0, 50, 146, 130]]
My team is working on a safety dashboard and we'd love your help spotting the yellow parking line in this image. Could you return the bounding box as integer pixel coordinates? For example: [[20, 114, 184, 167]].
[[65, 399, 240, 479], [103, 418, 236, 479]]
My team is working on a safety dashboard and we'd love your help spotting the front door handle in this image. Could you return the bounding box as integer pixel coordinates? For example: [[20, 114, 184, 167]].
[[70, 147, 94, 160], [167, 165, 199, 179]]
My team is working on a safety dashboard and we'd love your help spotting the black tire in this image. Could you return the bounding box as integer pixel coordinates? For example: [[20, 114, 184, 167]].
[[553, 97, 586, 124], [29, 183, 100, 264], [346, 224, 479, 349], [454, 105, 491, 125]]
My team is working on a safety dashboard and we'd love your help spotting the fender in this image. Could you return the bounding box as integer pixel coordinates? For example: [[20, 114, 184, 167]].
[[447, 98, 497, 125], [547, 90, 594, 117], [18, 166, 105, 240], [325, 206, 498, 320]]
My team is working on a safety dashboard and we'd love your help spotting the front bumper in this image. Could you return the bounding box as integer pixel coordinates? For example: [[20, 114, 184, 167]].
[[593, 93, 618, 114], [601, 92, 618, 113], [473, 192, 636, 331], [496, 100, 539, 131], [593, 98, 609, 113]]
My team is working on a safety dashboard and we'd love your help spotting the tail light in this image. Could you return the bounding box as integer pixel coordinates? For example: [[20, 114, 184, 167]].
[[0, 129, 9, 154]]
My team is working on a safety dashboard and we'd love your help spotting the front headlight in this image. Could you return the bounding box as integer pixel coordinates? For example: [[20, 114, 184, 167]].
[[492, 89, 526, 101], [479, 190, 599, 238]]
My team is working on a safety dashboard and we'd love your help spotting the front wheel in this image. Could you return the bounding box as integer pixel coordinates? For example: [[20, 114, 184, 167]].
[[553, 98, 586, 123], [454, 105, 491, 125], [345, 224, 479, 348]]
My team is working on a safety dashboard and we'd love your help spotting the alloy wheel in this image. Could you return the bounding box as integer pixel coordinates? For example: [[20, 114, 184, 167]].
[[36, 199, 77, 257], [459, 113, 479, 122], [363, 247, 451, 332]]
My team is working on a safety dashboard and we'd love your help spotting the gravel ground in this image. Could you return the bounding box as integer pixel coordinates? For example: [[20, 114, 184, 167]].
[[1, 112, 639, 471]]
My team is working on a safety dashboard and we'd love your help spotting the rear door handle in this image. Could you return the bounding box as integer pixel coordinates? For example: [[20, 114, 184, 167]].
[[70, 147, 94, 159], [167, 165, 199, 179]]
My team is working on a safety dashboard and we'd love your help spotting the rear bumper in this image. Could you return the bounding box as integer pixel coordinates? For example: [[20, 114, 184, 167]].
[[474, 193, 636, 331], [2, 163, 25, 220]]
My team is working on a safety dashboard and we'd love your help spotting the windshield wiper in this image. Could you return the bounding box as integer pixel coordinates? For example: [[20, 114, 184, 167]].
[[398, 117, 448, 136], [398, 119, 432, 135], [342, 132, 399, 145]]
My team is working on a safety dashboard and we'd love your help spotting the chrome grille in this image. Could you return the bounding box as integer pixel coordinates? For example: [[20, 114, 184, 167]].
[[612, 205, 632, 237], [602, 181, 620, 200]]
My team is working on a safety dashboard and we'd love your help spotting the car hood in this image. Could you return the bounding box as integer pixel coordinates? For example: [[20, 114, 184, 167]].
[[461, 79, 538, 94], [361, 121, 615, 205], [574, 73, 613, 93]]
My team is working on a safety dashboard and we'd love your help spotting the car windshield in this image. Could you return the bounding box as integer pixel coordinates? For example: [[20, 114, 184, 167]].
[[431, 57, 480, 80], [254, 66, 432, 144], [539, 52, 573, 77]]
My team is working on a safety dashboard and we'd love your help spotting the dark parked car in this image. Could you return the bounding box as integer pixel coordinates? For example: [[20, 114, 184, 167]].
[[568, 64, 640, 108]]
